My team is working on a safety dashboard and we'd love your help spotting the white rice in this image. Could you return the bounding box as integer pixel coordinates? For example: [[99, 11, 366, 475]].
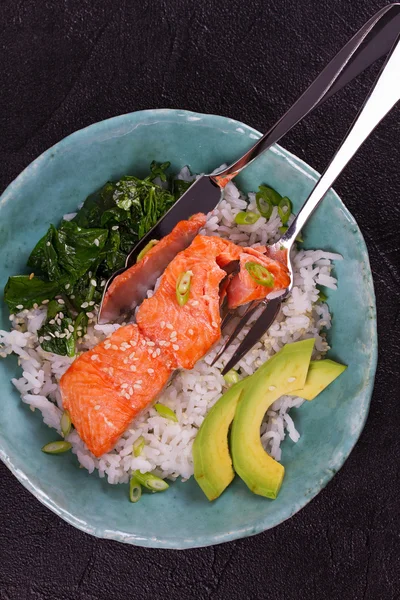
[[0, 172, 342, 486]]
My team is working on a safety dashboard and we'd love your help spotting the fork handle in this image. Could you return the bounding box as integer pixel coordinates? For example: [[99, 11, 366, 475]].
[[211, 3, 400, 187], [282, 31, 400, 248]]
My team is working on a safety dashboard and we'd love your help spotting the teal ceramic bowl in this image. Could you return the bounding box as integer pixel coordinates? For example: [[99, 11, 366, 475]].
[[0, 109, 377, 549]]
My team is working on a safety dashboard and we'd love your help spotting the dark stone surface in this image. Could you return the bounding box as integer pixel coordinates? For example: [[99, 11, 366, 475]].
[[0, 0, 399, 598]]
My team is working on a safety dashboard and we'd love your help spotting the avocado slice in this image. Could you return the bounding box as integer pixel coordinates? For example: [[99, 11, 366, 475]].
[[193, 381, 246, 501], [193, 341, 346, 502], [292, 359, 347, 400], [231, 339, 315, 499]]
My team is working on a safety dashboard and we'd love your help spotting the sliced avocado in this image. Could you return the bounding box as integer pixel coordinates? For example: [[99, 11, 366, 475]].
[[293, 359, 347, 400], [193, 381, 245, 501], [231, 339, 315, 499]]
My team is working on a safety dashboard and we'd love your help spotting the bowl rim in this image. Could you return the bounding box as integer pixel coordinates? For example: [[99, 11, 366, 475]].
[[0, 108, 378, 549]]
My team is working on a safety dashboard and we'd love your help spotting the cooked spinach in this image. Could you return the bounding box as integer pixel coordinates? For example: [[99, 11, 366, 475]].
[[38, 300, 75, 357], [4, 276, 63, 313], [3, 161, 192, 355]]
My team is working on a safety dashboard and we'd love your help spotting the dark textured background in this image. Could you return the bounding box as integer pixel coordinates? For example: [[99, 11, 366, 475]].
[[1, 1, 400, 598]]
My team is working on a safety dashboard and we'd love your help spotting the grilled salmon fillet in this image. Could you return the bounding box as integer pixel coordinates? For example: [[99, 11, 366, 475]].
[[100, 213, 207, 323], [61, 222, 290, 457], [60, 324, 174, 456]]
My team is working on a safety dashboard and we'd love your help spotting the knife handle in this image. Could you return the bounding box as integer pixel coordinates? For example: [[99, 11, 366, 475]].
[[211, 3, 400, 188]]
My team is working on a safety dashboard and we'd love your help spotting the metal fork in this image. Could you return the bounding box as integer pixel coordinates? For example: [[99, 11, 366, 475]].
[[216, 28, 400, 375]]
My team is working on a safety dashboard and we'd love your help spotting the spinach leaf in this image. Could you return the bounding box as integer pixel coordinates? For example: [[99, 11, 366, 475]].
[[173, 178, 193, 200], [27, 225, 62, 281], [74, 183, 116, 228], [69, 272, 101, 312], [55, 221, 108, 279], [38, 301, 75, 357], [3, 276, 63, 312]]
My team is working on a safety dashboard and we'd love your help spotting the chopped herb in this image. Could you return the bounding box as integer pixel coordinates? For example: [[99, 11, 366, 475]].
[[60, 410, 72, 438], [234, 211, 259, 225], [245, 262, 275, 287], [176, 271, 192, 307], [41, 441, 72, 454], [129, 476, 142, 503], [278, 197, 292, 225], [132, 436, 145, 457], [154, 403, 178, 422], [132, 470, 169, 492], [136, 240, 158, 263], [224, 369, 240, 385]]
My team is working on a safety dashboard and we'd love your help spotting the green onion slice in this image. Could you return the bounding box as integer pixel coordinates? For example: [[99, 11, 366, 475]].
[[176, 271, 192, 306], [255, 194, 273, 219], [278, 197, 292, 225], [245, 261, 275, 287], [60, 410, 72, 438], [136, 239, 158, 263], [154, 403, 178, 422], [317, 286, 328, 303], [234, 211, 259, 225], [224, 369, 240, 385], [258, 185, 282, 206], [41, 441, 72, 454], [132, 435, 145, 457], [132, 470, 169, 492], [129, 476, 142, 503]]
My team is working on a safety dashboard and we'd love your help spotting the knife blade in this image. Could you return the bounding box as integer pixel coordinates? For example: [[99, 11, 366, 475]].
[[221, 296, 283, 375]]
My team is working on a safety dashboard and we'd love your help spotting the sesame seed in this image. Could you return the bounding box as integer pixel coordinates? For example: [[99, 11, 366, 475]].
[[100, 280, 106, 287], [87, 312, 94, 319], [88, 271, 92, 277], [133, 384, 142, 390], [104, 343, 111, 350], [112, 225, 119, 231], [172, 344, 179, 351], [90, 279, 97, 287], [59, 312, 64, 319], [94, 405, 100, 411], [160, 321, 166, 328], [136, 380, 143, 385], [170, 332, 177, 339], [164, 341, 170, 347], [46, 241, 51, 247], [65, 283, 70, 290], [70, 294, 75, 299], [130, 365, 137, 372], [147, 341, 155, 347], [57, 299, 65, 305], [121, 383, 128, 389], [9, 315, 15, 321], [42, 299, 49, 304], [47, 319, 54, 326], [147, 368, 154, 374], [59, 333, 66, 339], [192, 300, 199, 306], [188, 329, 194, 335], [129, 386, 134, 395], [44, 335, 51, 341], [33, 303, 38, 309], [166, 323, 173, 330], [212, 321, 218, 328], [29, 273, 35, 280], [91, 355, 98, 361], [57, 319, 62, 326], [129, 352, 136, 359], [16, 304, 23, 310], [68, 325, 75, 333], [159, 341, 165, 346], [112, 345, 118, 350], [94, 239, 100, 247], [77, 331, 82, 337], [287, 377, 296, 383], [54, 331, 60, 338], [123, 358, 129, 364], [152, 351, 157, 358]]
